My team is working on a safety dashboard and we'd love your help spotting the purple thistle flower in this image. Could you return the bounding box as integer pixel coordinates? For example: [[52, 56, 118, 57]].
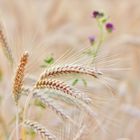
[[93, 11, 100, 18], [88, 35, 95, 45], [105, 23, 114, 32], [92, 10, 104, 18]]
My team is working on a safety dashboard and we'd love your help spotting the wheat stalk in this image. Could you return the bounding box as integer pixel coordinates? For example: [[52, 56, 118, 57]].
[[73, 125, 86, 140], [13, 52, 29, 104], [39, 65, 102, 80], [35, 79, 91, 103], [24, 120, 56, 140], [0, 24, 14, 65]]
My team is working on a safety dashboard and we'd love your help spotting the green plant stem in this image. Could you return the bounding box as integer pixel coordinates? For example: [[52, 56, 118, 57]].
[[92, 19, 105, 65]]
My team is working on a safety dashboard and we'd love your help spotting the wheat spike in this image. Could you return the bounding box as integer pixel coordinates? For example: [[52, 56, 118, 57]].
[[0, 24, 14, 65], [24, 120, 56, 140], [33, 92, 75, 123], [20, 88, 76, 124], [21, 87, 81, 107], [35, 79, 91, 103], [39, 65, 102, 80], [13, 52, 29, 104]]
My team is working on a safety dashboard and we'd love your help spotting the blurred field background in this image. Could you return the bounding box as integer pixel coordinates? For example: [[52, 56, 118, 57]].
[[0, 0, 140, 140]]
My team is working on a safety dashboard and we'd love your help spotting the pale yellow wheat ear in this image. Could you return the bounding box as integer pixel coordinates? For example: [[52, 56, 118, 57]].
[[13, 52, 29, 104], [33, 92, 76, 124], [0, 24, 14, 65], [39, 65, 103, 81], [24, 120, 56, 140]]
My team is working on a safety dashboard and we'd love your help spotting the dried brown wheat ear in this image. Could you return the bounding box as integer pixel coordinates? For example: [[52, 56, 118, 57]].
[[13, 52, 29, 104], [35, 79, 91, 103]]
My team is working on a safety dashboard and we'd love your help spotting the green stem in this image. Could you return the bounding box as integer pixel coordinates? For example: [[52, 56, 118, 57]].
[[92, 19, 105, 65]]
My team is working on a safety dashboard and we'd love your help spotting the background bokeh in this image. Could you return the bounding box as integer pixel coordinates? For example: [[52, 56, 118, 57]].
[[0, 0, 140, 140]]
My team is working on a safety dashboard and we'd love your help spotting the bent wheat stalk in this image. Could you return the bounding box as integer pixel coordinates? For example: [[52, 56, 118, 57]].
[[73, 125, 86, 140], [13, 52, 29, 104], [35, 79, 91, 103], [39, 65, 102, 80], [24, 120, 56, 140]]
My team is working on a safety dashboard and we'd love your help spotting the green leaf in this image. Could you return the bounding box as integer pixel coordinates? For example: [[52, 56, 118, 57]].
[[26, 128, 36, 138], [41, 55, 55, 68], [100, 16, 108, 23], [34, 99, 46, 109], [44, 56, 54, 65], [72, 79, 79, 86]]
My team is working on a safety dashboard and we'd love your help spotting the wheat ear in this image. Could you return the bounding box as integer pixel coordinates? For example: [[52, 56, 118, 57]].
[[33, 92, 76, 124], [20, 87, 77, 124], [39, 65, 102, 80], [13, 52, 29, 104], [35, 79, 91, 103], [21, 87, 81, 107], [24, 120, 56, 140], [0, 24, 14, 65]]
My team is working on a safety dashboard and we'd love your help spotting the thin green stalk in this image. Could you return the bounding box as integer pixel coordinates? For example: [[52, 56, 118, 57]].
[[92, 19, 105, 64]]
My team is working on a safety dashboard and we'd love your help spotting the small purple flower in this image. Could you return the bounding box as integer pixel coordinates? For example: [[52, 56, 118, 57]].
[[88, 35, 95, 45], [93, 11, 100, 18], [92, 10, 104, 18], [105, 23, 114, 32]]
